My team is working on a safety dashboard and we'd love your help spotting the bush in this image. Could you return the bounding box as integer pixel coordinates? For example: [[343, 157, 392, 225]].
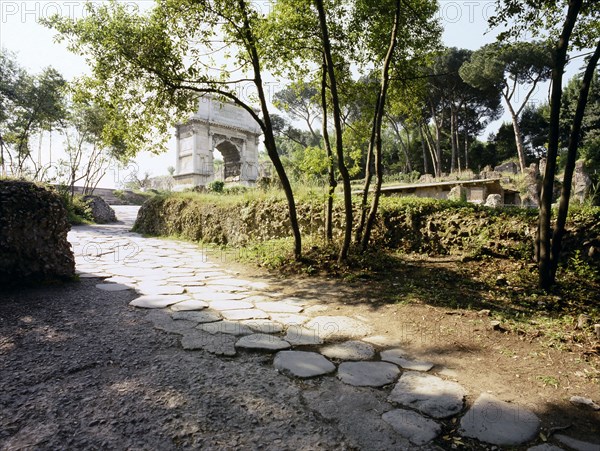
[[207, 180, 225, 193]]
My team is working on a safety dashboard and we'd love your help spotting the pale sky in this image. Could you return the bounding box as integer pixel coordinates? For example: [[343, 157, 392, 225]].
[[0, 0, 579, 187]]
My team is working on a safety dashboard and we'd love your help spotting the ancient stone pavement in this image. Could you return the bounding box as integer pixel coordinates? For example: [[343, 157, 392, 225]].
[[67, 206, 597, 451]]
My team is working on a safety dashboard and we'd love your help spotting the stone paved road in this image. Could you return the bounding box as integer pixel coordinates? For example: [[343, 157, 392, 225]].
[[3, 206, 596, 450]]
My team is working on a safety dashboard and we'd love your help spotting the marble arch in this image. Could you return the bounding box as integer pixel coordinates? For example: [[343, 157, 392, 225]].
[[173, 96, 262, 189]]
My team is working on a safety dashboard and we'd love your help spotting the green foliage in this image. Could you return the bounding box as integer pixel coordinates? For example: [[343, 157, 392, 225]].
[[206, 180, 224, 193], [56, 190, 94, 224]]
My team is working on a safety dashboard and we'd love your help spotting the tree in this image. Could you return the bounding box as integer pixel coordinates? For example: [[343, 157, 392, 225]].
[[460, 41, 553, 173], [274, 82, 321, 141], [57, 97, 122, 198], [423, 48, 502, 175], [490, 0, 600, 289], [353, 0, 441, 249], [45, 0, 303, 258], [0, 51, 67, 178]]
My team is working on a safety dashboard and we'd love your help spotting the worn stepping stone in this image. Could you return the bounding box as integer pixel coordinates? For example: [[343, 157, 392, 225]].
[[255, 302, 304, 314], [304, 316, 373, 340], [382, 409, 441, 445], [221, 309, 269, 321], [170, 300, 209, 311], [321, 341, 376, 361], [241, 319, 284, 334], [460, 393, 540, 446], [388, 371, 466, 419], [137, 284, 185, 295], [172, 311, 221, 323], [273, 351, 336, 378], [96, 283, 131, 292], [269, 314, 310, 325], [198, 320, 253, 336], [130, 294, 189, 309], [208, 300, 254, 311], [284, 326, 323, 345], [381, 349, 434, 372], [190, 291, 247, 301], [337, 362, 400, 387], [235, 334, 291, 352], [181, 331, 236, 356], [527, 445, 565, 451], [555, 434, 599, 451]]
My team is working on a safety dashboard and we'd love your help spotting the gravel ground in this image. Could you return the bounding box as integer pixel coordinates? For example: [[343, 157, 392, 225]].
[[0, 279, 351, 450]]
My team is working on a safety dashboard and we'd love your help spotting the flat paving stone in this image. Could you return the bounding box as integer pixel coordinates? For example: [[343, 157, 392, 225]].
[[380, 349, 434, 372], [208, 300, 254, 311], [320, 341, 376, 361], [96, 283, 131, 292], [273, 351, 336, 378], [254, 302, 304, 314], [170, 300, 209, 311], [130, 294, 189, 309], [388, 371, 466, 419], [221, 309, 269, 321], [269, 314, 310, 326], [190, 291, 247, 301], [241, 319, 284, 334], [198, 320, 253, 336], [304, 316, 373, 340], [243, 295, 275, 303], [382, 409, 441, 445], [235, 334, 291, 352], [171, 311, 222, 323], [180, 331, 236, 356], [527, 445, 565, 451], [460, 393, 540, 446], [555, 434, 600, 451], [284, 326, 324, 345], [337, 361, 400, 387], [137, 284, 185, 295]]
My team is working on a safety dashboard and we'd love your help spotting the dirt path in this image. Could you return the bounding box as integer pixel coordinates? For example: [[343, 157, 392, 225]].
[[1, 206, 598, 450]]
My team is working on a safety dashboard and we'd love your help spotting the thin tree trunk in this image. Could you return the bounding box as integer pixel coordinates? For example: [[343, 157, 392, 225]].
[[419, 125, 430, 174], [423, 124, 438, 176], [315, 0, 353, 262], [355, 91, 380, 244], [549, 39, 600, 283], [361, 0, 401, 250], [538, 0, 582, 290], [321, 61, 336, 242], [239, 0, 302, 259], [450, 106, 457, 173], [503, 93, 528, 173]]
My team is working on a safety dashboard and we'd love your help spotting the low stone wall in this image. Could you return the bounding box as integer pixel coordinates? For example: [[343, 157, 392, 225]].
[[0, 180, 75, 286], [133, 195, 600, 268]]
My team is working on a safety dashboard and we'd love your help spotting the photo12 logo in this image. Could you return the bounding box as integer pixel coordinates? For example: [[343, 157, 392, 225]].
[[0, 1, 143, 24], [437, 1, 497, 24]]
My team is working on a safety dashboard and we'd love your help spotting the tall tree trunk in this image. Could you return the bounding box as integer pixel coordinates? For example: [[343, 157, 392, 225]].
[[239, 0, 302, 258], [361, 0, 401, 250], [503, 93, 528, 173], [423, 124, 439, 176], [450, 106, 457, 173], [355, 91, 380, 244], [538, 0, 582, 290], [463, 104, 469, 170], [321, 61, 336, 242], [431, 106, 443, 177], [315, 0, 353, 262], [549, 39, 600, 283], [419, 125, 430, 174]]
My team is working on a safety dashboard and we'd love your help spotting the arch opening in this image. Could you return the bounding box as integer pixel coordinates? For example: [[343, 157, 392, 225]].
[[215, 141, 241, 181]]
